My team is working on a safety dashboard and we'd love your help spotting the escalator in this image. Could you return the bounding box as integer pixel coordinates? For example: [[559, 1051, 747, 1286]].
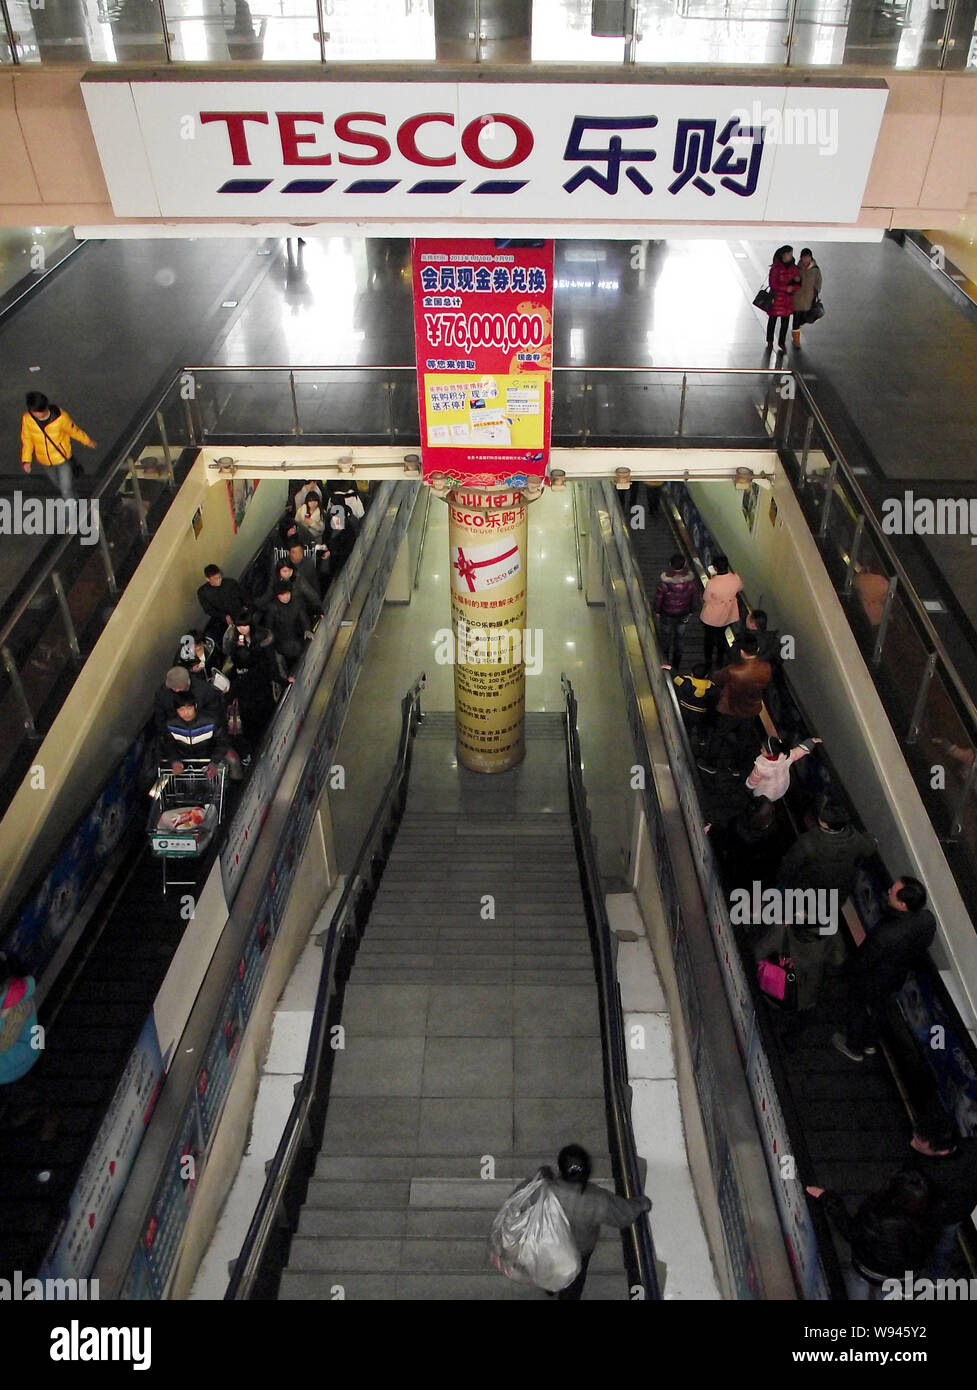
[[0, 797, 239, 1278], [622, 481, 972, 1283]]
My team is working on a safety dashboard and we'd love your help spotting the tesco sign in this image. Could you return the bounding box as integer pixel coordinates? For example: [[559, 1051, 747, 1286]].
[[199, 109, 535, 170], [81, 79, 887, 224]]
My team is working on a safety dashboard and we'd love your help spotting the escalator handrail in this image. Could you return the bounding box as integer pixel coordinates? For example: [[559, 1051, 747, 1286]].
[[560, 672, 662, 1302], [224, 673, 426, 1300], [788, 373, 977, 742]]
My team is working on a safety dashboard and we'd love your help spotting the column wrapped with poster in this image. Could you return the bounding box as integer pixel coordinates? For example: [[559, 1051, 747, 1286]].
[[412, 239, 553, 773]]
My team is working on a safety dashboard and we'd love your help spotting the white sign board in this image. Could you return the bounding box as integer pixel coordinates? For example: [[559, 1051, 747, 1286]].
[[81, 80, 887, 224]]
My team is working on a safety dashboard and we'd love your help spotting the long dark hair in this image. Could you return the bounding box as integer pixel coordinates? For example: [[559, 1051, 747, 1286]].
[[772, 245, 794, 265]]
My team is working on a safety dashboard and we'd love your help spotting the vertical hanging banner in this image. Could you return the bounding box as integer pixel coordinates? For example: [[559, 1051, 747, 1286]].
[[412, 239, 554, 486]]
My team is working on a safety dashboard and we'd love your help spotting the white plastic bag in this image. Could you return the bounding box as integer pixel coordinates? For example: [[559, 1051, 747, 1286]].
[[488, 1172, 581, 1293]]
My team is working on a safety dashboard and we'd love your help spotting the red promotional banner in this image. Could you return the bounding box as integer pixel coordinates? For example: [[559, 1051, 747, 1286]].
[[411, 239, 554, 486]]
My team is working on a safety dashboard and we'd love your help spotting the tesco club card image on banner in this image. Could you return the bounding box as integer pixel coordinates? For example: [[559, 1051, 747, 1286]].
[[412, 239, 553, 486]]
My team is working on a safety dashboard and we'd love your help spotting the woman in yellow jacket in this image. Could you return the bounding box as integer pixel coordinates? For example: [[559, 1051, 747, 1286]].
[[20, 391, 97, 502]]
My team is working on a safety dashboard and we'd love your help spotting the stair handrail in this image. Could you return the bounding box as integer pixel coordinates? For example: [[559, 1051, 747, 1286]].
[[224, 672, 427, 1300], [560, 672, 662, 1301]]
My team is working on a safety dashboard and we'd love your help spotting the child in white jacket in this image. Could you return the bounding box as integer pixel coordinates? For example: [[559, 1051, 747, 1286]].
[[746, 735, 821, 802]]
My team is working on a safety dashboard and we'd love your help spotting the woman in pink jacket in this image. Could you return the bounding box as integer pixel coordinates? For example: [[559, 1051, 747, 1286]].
[[699, 554, 742, 669], [746, 735, 821, 802], [766, 246, 801, 354]]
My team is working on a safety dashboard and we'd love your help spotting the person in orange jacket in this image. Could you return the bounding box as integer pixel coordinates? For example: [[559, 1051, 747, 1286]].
[[20, 391, 97, 502]]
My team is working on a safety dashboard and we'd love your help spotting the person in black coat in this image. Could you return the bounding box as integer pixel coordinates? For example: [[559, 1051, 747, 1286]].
[[197, 565, 245, 644], [222, 608, 278, 751], [263, 583, 313, 676], [806, 1169, 937, 1300], [778, 804, 876, 902], [907, 1115, 977, 1276], [833, 877, 935, 1061]]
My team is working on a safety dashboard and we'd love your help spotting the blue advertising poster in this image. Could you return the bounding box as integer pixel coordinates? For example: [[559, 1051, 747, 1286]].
[[717, 1141, 760, 1300], [237, 893, 276, 1025], [141, 1098, 204, 1297], [5, 735, 148, 976], [196, 982, 242, 1146], [899, 969, 977, 1138]]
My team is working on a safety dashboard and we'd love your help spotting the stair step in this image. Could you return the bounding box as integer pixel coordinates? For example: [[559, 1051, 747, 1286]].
[[348, 969, 596, 985], [363, 926, 590, 942], [367, 914, 587, 927], [314, 1154, 615, 1180], [296, 1204, 623, 1244], [372, 893, 583, 906], [278, 1270, 628, 1300], [357, 938, 591, 956], [302, 1180, 413, 1209], [286, 1235, 624, 1275], [354, 949, 592, 970]]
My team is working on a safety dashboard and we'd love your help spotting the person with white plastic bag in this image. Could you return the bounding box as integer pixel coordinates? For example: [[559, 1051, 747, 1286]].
[[489, 1144, 651, 1300]]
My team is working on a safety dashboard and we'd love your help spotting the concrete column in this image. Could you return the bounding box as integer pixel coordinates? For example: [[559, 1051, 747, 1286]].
[[447, 486, 528, 773]]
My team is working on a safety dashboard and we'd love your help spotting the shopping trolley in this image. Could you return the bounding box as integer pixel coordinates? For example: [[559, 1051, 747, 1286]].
[[147, 760, 226, 893]]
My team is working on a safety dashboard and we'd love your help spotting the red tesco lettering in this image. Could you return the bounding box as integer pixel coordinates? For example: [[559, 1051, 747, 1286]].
[[199, 110, 534, 169]]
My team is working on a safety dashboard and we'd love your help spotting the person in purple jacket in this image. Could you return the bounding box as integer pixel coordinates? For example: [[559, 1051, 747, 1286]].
[[765, 246, 801, 354], [654, 552, 699, 669]]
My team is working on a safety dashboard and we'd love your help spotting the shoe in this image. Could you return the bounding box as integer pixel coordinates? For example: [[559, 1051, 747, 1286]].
[[832, 1032, 864, 1063], [863, 1044, 877, 1056], [776, 343, 787, 354], [697, 761, 717, 774], [792, 330, 801, 348]]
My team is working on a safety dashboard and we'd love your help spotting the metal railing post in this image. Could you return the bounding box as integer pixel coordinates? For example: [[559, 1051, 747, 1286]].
[[155, 0, 173, 61], [98, 525, 118, 597], [818, 459, 837, 539], [315, 0, 327, 60], [907, 652, 938, 744], [872, 576, 898, 666], [182, 394, 197, 445], [779, 382, 795, 447], [625, 0, 639, 62], [50, 571, 81, 661], [2, 646, 37, 737], [156, 410, 176, 488], [799, 413, 814, 478], [128, 462, 149, 541], [844, 517, 864, 595], [0, 0, 20, 63], [783, 0, 800, 63], [289, 372, 303, 435], [950, 754, 977, 839], [676, 373, 688, 437], [386, 379, 396, 441]]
